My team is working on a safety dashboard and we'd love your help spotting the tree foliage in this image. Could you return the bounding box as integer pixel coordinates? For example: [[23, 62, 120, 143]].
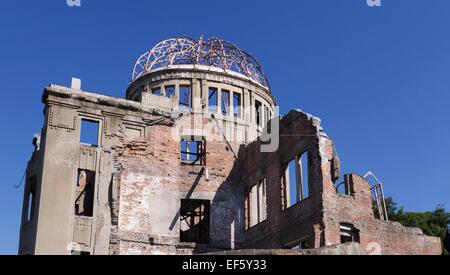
[[373, 197, 449, 255]]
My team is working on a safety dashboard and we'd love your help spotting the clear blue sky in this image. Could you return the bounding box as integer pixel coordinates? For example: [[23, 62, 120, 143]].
[[1, 0, 449, 255]]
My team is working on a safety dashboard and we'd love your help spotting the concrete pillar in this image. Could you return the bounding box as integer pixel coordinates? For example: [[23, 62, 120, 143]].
[[192, 79, 202, 113], [201, 79, 208, 114], [218, 88, 223, 115], [295, 155, 304, 202]]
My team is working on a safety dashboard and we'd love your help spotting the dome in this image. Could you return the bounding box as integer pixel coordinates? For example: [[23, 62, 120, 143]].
[[132, 36, 270, 90]]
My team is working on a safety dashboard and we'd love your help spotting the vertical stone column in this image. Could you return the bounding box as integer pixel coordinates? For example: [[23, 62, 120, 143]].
[[242, 89, 252, 121], [218, 88, 223, 115], [242, 89, 251, 143], [175, 84, 180, 111], [201, 79, 209, 114], [192, 79, 202, 113], [249, 91, 257, 142]]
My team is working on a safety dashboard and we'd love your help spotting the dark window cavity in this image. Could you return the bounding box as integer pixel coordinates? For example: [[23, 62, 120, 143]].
[[265, 105, 270, 124], [75, 170, 95, 217], [180, 199, 210, 243], [255, 100, 262, 126], [340, 223, 360, 244]]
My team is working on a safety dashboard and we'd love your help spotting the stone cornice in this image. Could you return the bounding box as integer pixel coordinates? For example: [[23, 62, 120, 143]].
[[43, 84, 175, 119], [126, 67, 276, 105]]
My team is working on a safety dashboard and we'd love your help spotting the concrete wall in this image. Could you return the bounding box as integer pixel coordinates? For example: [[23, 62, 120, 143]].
[[19, 80, 251, 255], [18, 149, 43, 255], [19, 84, 176, 254]]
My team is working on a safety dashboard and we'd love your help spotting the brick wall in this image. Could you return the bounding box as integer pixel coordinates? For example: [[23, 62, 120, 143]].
[[240, 110, 442, 255], [26, 85, 441, 255], [111, 114, 245, 254]]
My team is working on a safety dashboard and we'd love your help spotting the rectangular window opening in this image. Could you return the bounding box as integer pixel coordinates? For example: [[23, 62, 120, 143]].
[[245, 179, 267, 229], [208, 87, 218, 113], [286, 238, 310, 250], [179, 85, 191, 111], [152, 87, 162, 96], [80, 119, 99, 147], [26, 178, 37, 222], [75, 170, 95, 217], [180, 199, 210, 243], [181, 137, 206, 165], [233, 93, 242, 118], [221, 89, 230, 116], [265, 106, 270, 124], [281, 151, 310, 210], [255, 100, 262, 126], [165, 85, 176, 98], [340, 223, 360, 244]]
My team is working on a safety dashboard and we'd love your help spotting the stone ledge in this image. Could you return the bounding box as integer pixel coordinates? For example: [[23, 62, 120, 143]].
[[43, 84, 176, 119], [203, 242, 367, 255]]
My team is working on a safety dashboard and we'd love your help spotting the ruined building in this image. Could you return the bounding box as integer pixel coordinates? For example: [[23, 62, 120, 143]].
[[18, 37, 441, 255]]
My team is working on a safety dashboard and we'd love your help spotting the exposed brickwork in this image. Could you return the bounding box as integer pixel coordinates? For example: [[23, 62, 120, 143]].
[[323, 174, 442, 255], [106, 108, 441, 255], [20, 79, 442, 255], [110, 114, 245, 254], [239, 110, 442, 255]]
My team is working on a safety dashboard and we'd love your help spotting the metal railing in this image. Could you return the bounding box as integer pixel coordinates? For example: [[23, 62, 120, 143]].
[[364, 171, 389, 221]]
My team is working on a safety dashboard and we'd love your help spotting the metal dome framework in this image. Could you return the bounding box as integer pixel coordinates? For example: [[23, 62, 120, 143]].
[[132, 37, 270, 89]]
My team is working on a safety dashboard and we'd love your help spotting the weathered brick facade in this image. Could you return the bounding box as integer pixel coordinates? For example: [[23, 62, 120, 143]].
[[109, 115, 246, 254], [18, 37, 442, 255], [240, 110, 441, 254]]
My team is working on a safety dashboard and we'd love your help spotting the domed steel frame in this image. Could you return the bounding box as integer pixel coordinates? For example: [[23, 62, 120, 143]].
[[132, 37, 270, 89]]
